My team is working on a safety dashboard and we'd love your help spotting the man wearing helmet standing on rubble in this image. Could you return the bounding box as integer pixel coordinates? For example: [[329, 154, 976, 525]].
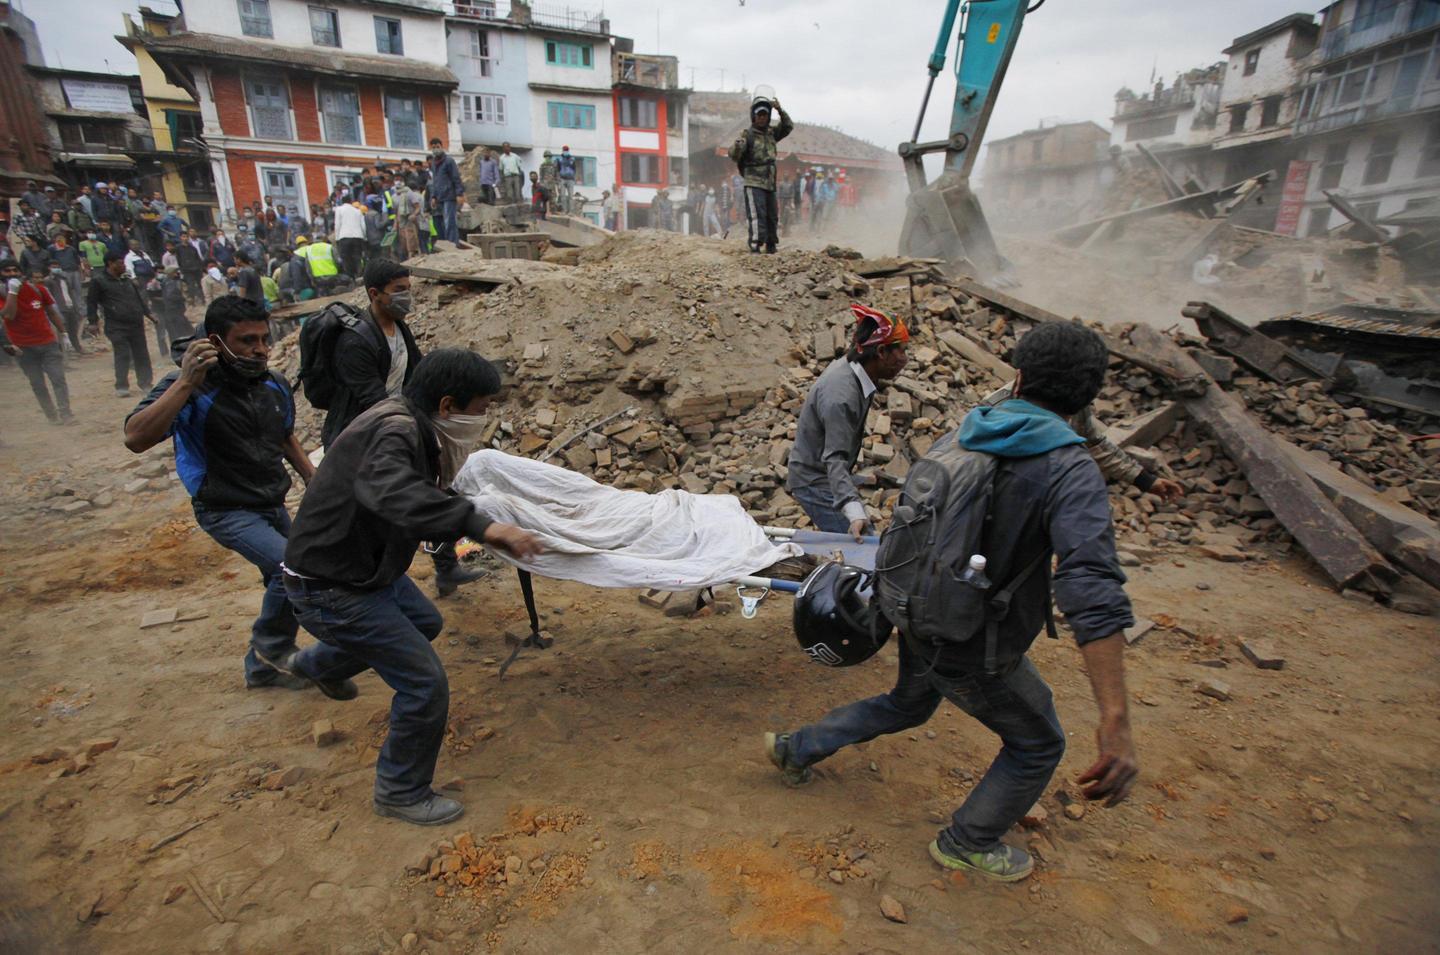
[[728, 91, 793, 254], [786, 303, 910, 541]]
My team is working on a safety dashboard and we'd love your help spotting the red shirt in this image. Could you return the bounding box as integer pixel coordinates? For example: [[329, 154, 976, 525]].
[[1, 282, 57, 347]]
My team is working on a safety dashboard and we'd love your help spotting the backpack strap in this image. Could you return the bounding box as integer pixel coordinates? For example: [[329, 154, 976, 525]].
[[982, 550, 1052, 674]]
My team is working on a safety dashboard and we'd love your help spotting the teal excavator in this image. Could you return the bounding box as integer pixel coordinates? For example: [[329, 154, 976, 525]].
[[898, 0, 1042, 279]]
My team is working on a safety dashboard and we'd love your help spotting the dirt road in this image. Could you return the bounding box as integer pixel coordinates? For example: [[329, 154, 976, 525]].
[[1, 333, 1437, 955]]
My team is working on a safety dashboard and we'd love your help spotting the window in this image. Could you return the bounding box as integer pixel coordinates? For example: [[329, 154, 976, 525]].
[[461, 93, 507, 125], [1124, 115, 1177, 140], [238, 0, 272, 38], [467, 29, 492, 78], [1420, 120, 1440, 177], [1306, 207, 1332, 237], [1363, 132, 1399, 185], [166, 109, 203, 147], [1228, 103, 1250, 133], [1354, 200, 1382, 222], [1243, 49, 1260, 76], [1353, 0, 1398, 31], [385, 93, 423, 148], [318, 85, 361, 145], [309, 7, 339, 47], [1337, 68, 1368, 105], [261, 166, 302, 210], [621, 152, 660, 183], [1392, 53, 1426, 108], [668, 156, 686, 186], [577, 155, 597, 187], [375, 17, 403, 55], [1031, 138, 1042, 160], [245, 76, 292, 139], [545, 40, 593, 68], [547, 101, 595, 129], [618, 96, 657, 129], [328, 168, 362, 191], [1319, 141, 1348, 189], [58, 120, 124, 150], [1260, 95, 1282, 128], [666, 102, 681, 131]]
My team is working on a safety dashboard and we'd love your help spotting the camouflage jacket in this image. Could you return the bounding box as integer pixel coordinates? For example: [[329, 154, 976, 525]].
[[727, 109, 794, 192], [539, 158, 558, 186]]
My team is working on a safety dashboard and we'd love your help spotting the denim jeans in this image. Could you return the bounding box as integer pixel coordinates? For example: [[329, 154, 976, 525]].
[[284, 575, 446, 806], [787, 637, 1066, 854], [107, 325, 153, 391], [440, 199, 458, 243], [16, 342, 70, 419], [789, 483, 851, 534], [192, 503, 298, 682]]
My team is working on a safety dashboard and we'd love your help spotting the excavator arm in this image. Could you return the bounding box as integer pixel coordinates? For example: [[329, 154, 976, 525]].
[[898, 0, 1034, 279]]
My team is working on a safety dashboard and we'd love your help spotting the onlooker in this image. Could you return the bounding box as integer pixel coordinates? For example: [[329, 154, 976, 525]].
[[555, 145, 578, 216], [427, 137, 463, 244], [498, 143, 523, 204], [334, 200, 367, 279], [529, 171, 550, 220], [233, 250, 265, 307], [478, 149, 499, 205], [201, 259, 227, 303], [1, 260, 73, 423], [177, 231, 205, 302], [158, 265, 193, 341], [47, 232, 85, 348]]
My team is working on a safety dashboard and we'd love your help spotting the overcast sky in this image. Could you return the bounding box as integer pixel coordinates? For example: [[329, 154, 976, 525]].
[[22, 0, 1316, 152]]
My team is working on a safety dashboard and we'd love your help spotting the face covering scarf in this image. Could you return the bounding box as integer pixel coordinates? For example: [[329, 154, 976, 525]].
[[215, 337, 269, 379], [431, 412, 490, 486]]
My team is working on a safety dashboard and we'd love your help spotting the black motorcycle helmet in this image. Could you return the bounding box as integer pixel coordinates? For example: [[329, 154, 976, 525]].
[[793, 562, 890, 667]]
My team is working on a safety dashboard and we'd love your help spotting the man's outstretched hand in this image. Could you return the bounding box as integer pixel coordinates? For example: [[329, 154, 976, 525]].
[[1077, 716, 1138, 807], [483, 522, 545, 560], [1150, 478, 1185, 502], [847, 518, 869, 543]]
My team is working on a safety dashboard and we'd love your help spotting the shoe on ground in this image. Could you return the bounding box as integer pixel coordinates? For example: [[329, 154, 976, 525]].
[[258, 649, 359, 701], [59, 412, 76, 425], [928, 839, 1034, 883], [245, 671, 313, 691], [114, 387, 131, 398], [436, 562, 488, 597], [764, 731, 812, 787], [374, 793, 464, 826]]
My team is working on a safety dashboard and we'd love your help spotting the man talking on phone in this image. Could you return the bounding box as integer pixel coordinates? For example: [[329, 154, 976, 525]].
[[123, 296, 350, 696]]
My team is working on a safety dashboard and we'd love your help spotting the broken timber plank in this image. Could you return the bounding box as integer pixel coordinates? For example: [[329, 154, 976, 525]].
[[267, 291, 358, 322], [1324, 190, 1391, 245], [1135, 143, 1188, 202], [938, 328, 1013, 380], [1053, 173, 1273, 246], [1128, 325, 1398, 593], [1279, 442, 1440, 591], [1107, 402, 1184, 449], [1182, 301, 1333, 383], [405, 265, 510, 289]]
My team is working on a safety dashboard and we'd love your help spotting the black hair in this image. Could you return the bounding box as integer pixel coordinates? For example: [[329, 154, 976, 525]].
[[103, 251, 126, 265], [403, 349, 501, 415], [1012, 321, 1109, 416], [429, 137, 443, 146], [203, 294, 269, 338], [364, 258, 410, 293], [0, 259, 18, 273], [235, 250, 251, 265]]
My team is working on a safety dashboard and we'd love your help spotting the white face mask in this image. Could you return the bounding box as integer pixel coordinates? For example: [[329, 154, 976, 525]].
[[431, 412, 489, 485]]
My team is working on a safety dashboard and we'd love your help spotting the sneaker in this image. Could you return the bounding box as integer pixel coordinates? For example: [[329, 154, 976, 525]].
[[114, 387, 131, 398], [435, 562, 488, 597], [59, 412, 76, 425], [258, 649, 359, 701], [374, 793, 464, 827], [764, 731, 812, 787], [245, 671, 313, 691], [928, 839, 1034, 883]]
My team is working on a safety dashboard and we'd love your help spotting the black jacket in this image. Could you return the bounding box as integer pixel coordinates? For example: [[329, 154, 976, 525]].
[[285, 398, 493, 590], [87, 270, 152, 330], [320, 308, 423, 449], [922, 444, 1134, 675]]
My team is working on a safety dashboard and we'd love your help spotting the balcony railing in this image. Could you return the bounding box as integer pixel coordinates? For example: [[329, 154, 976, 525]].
[[527, 3, 607, 33], [614, 53, 679, 89], [1319, 0, 1440, 61]]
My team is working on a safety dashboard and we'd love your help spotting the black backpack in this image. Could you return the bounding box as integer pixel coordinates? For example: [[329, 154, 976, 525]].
[[874, 430, 1053, 672], [296, 302, 372, 410]]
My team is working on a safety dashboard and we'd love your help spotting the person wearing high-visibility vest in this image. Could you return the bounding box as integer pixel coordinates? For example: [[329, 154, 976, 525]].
[[299, 234, 341, 294]]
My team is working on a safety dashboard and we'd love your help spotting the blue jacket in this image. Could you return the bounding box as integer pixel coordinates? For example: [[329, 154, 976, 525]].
[[556, 152, 577, 180], [429, 152, 464, 202], [158, 212, 187, 242]]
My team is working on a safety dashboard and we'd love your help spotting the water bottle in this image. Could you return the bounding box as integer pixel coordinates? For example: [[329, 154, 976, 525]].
[[959, 555, 991, 592]]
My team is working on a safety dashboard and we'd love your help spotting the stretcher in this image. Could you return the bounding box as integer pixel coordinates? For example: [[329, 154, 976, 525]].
[[497, 525, 880, 677]]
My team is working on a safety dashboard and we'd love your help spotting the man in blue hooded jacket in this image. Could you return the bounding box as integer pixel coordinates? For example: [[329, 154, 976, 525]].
[[766, 321, 1139, 884]]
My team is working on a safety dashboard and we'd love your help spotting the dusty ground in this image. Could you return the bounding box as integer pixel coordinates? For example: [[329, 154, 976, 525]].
[[1, 307, 1438, 955]]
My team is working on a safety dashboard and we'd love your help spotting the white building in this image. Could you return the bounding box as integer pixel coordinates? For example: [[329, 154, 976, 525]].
[[520, 15, 616, 207], [1111, 64, 1223, 183]]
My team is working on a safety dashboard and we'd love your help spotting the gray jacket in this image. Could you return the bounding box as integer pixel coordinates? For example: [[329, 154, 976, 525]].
[[786, 358, 874, 514]]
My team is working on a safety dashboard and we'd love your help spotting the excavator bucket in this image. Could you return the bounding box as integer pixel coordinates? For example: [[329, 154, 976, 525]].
[[898, 170, 1004, 279]]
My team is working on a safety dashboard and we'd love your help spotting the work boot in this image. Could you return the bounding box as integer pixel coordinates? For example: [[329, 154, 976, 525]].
[[764, 731, 812, 787], [928, 839, 1034, 883], [259, 649, 359, 701], [435, 563, 488, 598], [374, 793, 464, 827], [245, 671, 313, 691]]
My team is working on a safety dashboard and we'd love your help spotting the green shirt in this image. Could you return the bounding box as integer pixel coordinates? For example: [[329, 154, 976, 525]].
[[79, 239, 107, 268]]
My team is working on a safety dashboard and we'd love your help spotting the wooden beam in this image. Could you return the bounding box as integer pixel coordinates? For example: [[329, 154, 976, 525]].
[[1324, 190, 1391, 244], [1052, 173, 1273, 246], [1135, 142, 1187, 201], [1128, 326, 1398, 593]]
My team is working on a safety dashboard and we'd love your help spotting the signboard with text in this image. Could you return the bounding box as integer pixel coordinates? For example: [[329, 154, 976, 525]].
[[1274, 160, 1313, 236], [62, 79, 134, 115]]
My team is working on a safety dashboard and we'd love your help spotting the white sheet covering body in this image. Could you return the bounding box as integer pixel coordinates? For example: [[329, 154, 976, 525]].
[[452, 450, 802, 589]]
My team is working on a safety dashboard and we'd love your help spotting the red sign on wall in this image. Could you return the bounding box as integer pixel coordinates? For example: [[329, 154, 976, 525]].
[[1274, 160, 1313, 236]]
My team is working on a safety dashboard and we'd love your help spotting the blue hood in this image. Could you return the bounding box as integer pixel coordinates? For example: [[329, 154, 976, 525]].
[[958, 399, 1084, 458]]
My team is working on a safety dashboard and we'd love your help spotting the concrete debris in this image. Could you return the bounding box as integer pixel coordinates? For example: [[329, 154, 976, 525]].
[[1240, 640, 1285, 670]]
